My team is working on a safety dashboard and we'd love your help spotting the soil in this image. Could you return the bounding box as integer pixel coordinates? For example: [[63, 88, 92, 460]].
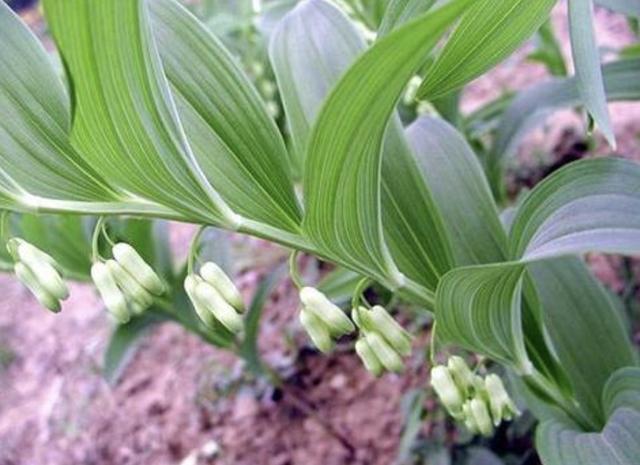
[[1, 3, 639, 465]]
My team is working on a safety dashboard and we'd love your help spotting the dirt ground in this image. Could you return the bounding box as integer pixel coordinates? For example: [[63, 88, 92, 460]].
[[1, 3, 639, 465]]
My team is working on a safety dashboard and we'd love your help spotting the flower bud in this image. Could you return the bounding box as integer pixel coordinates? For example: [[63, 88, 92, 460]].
[[12, 240, 57, 268], [112, 243, 165, 295], [185, 275, 217, 329], [299, 308, 334, 354], [485, 374, 520, 425], [365, 332, 404, 373], [199, 262, 244, 312], [194, 281, 243, 334], [300, 287, 354, 337], [355, 337, 383, 377], [469, 397, 494, 437], [447, 356, 475, 396], [15, 242, 68, 300], [431, 365, 464, 417], [462, 401, 478, 434], [14, 262, 61, 313], [106, 260, 153, 309], [369, 306, 412, 356], [91, 262, 129, 324]]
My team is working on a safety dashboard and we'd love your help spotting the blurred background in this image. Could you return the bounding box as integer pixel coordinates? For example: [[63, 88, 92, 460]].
[[0, 1, 639, 464]]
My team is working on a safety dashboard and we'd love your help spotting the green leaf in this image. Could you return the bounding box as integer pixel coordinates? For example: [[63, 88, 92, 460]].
[[238, 264, 287, 379], [602, 368, 640, 417], [0, 2, 140, 215], [271, 0, 457, 297], [103, 312, 164, 385], [528, 258, 637, 427], [303, 0, 473, 292], [150, 0, 303, 233], [406, 116, 507, 266], [509, 158, 640, 261], [436, 262, 531, 372], [377, 0, 436, 37], [417, 0, 556, 100], [42, 0, 237, 225], [489, 59, 640, 199], [527, 20, 567, 77], [269, 0, 368, 172], [536, 408, 640, 465], [568, 0, 615, 147], [595, 0, 640, 16]]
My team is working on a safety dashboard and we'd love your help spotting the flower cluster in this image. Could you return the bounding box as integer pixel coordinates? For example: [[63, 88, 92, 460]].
[[352, 305, 412, 375], [298, 287, 355, 353], [431, 356, 520, 436], [91, 243, 165, 324], [7, 238, 69, 313], [184, 262, 245, 334]]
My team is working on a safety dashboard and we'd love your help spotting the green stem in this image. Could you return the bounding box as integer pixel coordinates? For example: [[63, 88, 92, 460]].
[[288, 250, 304, 289], [351, 278, 372, 309], [0, 211, 10, 243], [187, 225, 209, 275], [525, 371, 598, 431], [91, 217, 107, 262]]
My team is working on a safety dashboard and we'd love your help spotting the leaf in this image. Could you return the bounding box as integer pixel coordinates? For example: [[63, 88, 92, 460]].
[[0, 2, 139, 214], [417, 0, 556, 100], [568, 0, 615, 147], [527, 20, 567, 77], [238, 264, 287, 378], [595, 0, 640, 16], [528, 257, 637, 427], [396, 389, 427, 465], [303, 0, 473, 292], [149, 0, 303, 233], [436, 262, 531, 372], [271, 0, 457, 296], [42, 0, 237, 225], [602, 368, 640, 417], [536, 408, 640, 465], [509, 158, 640, 261], [269, 0, 368, 171], [406, 116, 507, 266], [377, 0, 436, 37], [489, 59, 640, 198], [103, 312, 164, 385]]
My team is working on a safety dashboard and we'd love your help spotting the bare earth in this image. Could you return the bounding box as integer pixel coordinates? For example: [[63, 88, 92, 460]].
[[1, 4, 639, 465]]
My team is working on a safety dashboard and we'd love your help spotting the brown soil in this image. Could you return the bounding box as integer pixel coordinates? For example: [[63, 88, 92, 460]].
[[1, 4, 639, 465]]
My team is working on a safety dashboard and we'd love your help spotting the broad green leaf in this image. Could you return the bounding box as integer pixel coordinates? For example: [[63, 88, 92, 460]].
[[417, 0, 556, 100], [104, 312, 164, 385], [269, 0, 368, 171], [436, 262, 531, 372], [377, 0, 436, 37], [595, 0, 640, 16], [272, 0, 456, 295], [0, 2, 142, 215], [489, 59, 640, 199], [536, 408, 640, 465], [509, 158, 640, 261], [150, 0, 303, 233], [406, 116, 507, 266], [42, 0, 237, 226], [602, 368, 640, 417], [568, 0, 615, 147], [529, 258, 637, 427], [303, 0, 473, 291]]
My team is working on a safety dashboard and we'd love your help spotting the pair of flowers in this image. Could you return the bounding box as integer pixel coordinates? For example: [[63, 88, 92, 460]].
[[298, 287, 412, 375]]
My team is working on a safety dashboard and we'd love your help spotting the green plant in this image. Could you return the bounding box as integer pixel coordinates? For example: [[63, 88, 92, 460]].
[[1, 0, 639, 463]]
